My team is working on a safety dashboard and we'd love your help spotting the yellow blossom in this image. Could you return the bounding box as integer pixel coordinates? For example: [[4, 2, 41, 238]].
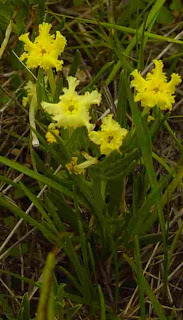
[[42, 76, 101, 131], [19, 22, 66, 71], [131, 60, 181, 110], [65, 157, 85, 175], [65, 153, 98, 175], [88, 114, 128, 156], [45, 129, 59, 144], [147, 115, 155, 122]]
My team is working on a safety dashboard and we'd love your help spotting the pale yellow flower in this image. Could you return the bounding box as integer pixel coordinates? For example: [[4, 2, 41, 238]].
[[42, 76, 101, 131], [19, 22, 66, 71], [45, 129, 59, 144], [65, 153, 98, 175], [65, 157, 85, 175], [131, 60, 181, 110], [89, 114, 128, 156]]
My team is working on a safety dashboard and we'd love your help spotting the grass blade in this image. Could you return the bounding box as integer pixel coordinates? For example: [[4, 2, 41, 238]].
[[0, 155, 73, 198], [124, 253, 167, 320], [134, 236, 146, 320]]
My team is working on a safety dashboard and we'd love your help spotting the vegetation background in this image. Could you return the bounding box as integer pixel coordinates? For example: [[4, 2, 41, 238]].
[[0, 0, 183, 319]]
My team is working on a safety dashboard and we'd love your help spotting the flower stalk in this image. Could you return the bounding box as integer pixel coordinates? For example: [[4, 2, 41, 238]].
[[29, 98, 39, 147], [47, 68, 56, 96]]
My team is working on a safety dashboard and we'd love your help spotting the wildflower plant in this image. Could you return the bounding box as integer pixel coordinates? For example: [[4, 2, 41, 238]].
[[1, 6, 183, 320]]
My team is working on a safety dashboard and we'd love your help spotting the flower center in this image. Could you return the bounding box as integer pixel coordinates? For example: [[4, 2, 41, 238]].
[[153, 86, 160, 93], [41, 48, 47, 55], [68, 105, 75, 112], [108, 135, 113, 143]]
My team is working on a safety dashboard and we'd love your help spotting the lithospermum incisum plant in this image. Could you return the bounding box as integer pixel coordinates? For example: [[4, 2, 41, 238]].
[[131, 59, 181, 110]]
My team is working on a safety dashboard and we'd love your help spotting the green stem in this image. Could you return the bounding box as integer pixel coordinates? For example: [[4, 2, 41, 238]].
[[29, 99, 39, 147], [47, 68, 56, 96]]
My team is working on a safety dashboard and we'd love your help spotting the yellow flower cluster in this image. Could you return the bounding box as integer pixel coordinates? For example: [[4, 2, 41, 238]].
[[19, 23, 66, 71], [19, 23, 129, 160], [42, 76, 101, 131], [45, 130, 59, 144], [131, 60, 181, 110], [89, 114, 128, 156]]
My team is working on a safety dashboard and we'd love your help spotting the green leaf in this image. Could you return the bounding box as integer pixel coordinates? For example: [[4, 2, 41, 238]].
[[9, 243, 28, 258], [21, 293, 30, 320], [78, 220, 89, 270], [157, 6, 173, 24], [67, 304, 82, 320], [65, 127, 89, 154], [36, 68, 48, 105], [0, 269, 40, 287], [69, 49, 80, 77], [73, 0, 85, 6], [0, 294, 14, 319], [53, 77, 63, 103], [4, 216, 14, 228], [62, 237, 93, 305], [37, 252, 56, 320], [44, 195, 64, 232], [98, 285, 106, 320], [107, 178, 124, 216], [19, 181, 58, 234], [126, 174, 171, 238], [124, 254, 167, 320], [170, 0, 182, 10], [0, 155, 73, 198], [0, 194, 57, 243], [59, 266, 83, 295], [116, 70, 128, 127], [134, 236, 146, 320], [62, 291, 85, 304], [47, 192, 80, 232], [0, 175, 22, 192]]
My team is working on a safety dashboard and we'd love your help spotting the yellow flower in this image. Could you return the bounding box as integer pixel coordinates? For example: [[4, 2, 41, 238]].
[[88, 114, 128, 156], [65, 157, 85, 175], [131, 60, 181, 110], [147, 115, 155, 122], [19, 22, 66, 71], [45, 129, 59, 144], [65, 153, 98, 175], [42, 76, 101, 131]]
